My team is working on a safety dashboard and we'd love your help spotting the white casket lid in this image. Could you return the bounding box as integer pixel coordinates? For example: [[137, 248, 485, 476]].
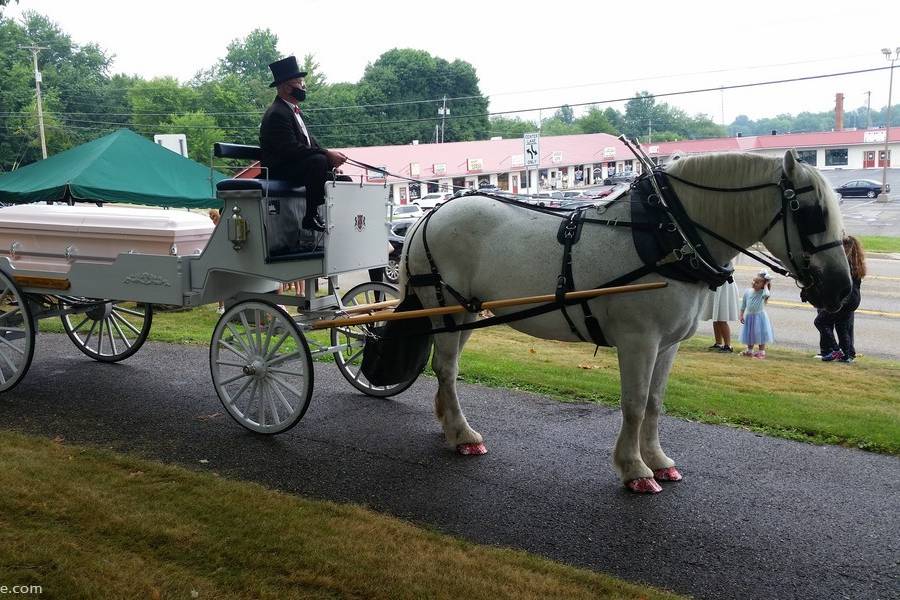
[[0, 204, 215, 236]]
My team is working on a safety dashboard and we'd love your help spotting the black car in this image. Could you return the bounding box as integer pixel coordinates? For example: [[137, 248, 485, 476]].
[[384, 219, 417, 284], [603, 171, 639, 186], [834, 179, 890, 199]]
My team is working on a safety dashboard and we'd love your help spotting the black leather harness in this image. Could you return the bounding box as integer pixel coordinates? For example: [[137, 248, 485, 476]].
[[403, 163, 841, 347]]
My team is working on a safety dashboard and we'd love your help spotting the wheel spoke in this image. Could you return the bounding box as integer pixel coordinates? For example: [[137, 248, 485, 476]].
[[264, 382, 281, 425], [97, 318, 104, 355], [269, 373, 305, 399], [215, 359, 247, 368], [268, 367, 305, 377], [220, 371, 248, 386], [105, 318, 117, 355], [112, 305, 145, 317], [83, 318, 98, 347], [0, 335, 25, 355], [108, 314, 134, 349], [269, 378, 295, 414], [268, 350, 301, 368], [225, 322, 254, 357], [257, 380, 266, 426], [0, 346, 19, 370], [238, 312, 259, 354], [264, 331, 291, 361], [217, 338, 250, 362], [0, 307, 21, 323], [110, 310, 142, 336], [344, 347, 364, 364], [228, 376, 254, 404]]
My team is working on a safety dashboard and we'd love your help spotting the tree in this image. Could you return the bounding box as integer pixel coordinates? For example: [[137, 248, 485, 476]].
[[218, 28, 280, 84], [488, 116, 536, 139], [358, 49, 488, 145], [159, 111, 224, 164], [576, 106, 616, 135]]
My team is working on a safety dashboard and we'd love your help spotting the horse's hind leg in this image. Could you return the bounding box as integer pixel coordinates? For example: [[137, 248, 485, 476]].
[[641, 343, 682, 483], [432, 318, 485, 455]]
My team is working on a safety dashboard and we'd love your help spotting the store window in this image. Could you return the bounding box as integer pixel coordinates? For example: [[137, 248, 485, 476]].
[[427, 180, 439, 193], [825, 148, 848, 166], [796, 150, 817, 165]]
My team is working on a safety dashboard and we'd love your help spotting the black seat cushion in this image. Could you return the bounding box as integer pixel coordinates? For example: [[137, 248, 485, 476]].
[[216, 178, 306, 198], [213, 143, 261, 160]]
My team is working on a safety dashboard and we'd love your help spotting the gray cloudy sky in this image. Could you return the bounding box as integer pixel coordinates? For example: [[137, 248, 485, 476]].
[[8, 0, 900, 125]]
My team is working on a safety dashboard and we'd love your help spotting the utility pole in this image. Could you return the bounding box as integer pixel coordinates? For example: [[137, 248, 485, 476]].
[[20, 45, 49, 159], [648, 118, 652, 144], [437, 95, 448, 143], [877, 47, 899, 203], [865, 91, 872, 129]]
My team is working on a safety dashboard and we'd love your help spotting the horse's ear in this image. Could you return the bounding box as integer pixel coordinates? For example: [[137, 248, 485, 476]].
[[783, 149, 799, 176]]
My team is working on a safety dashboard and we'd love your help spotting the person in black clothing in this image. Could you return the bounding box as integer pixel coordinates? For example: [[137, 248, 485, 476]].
[[815, 236, 866, 363], [259, 56, 347, 232]]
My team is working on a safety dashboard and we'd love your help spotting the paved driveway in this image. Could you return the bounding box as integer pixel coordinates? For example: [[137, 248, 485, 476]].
[[2, 335, 897, 600]]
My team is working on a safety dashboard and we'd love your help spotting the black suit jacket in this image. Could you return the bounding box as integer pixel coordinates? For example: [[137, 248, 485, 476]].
[[259, 98, 326, 181]]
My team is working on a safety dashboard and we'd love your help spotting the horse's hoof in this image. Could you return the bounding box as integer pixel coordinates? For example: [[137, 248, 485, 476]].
[[625, 478, 663, 494], [653, 466, 683, 482], [457, 442, 487, 456]]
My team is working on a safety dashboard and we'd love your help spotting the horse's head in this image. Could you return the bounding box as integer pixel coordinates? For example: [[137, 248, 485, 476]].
[[760, 151, 851, 312]]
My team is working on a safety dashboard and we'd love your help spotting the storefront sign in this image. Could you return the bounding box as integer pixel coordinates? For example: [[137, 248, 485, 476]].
[[864, 130, 886, 143], [410, 162, 420, 176], [366, 166, 387, 181], [467, 158, 483, 172], [433, 163, 447, 175], [511, 154, 525, 167], [551, 151, 563, 163], [603, 147, 616, 158]]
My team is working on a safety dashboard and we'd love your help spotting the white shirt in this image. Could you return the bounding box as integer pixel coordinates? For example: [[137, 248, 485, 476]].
[[281, 98, 311, 143]]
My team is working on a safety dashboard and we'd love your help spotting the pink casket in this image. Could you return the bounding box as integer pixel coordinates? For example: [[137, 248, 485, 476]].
[[0, 205, 214, 274]]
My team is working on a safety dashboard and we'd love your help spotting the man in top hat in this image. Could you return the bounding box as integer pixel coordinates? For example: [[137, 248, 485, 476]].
[[260, 55, 347, 232]]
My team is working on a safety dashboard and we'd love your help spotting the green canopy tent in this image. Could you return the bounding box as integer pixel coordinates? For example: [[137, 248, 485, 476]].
[[0, 129, 227, 208]]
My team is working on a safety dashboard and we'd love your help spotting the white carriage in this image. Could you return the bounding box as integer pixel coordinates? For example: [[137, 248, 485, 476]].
[[0, 144, 415, 434]]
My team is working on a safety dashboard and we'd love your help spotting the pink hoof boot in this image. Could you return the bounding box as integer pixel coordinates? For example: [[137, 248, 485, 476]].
[[625, 478, 663, 494], [457, 442, 487, 456], [653, 466, 683, 482]]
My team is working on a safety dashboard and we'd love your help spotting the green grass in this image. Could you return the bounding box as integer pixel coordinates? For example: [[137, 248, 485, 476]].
[[41, 304, 900, 454], [858, 235, 900, 254], [0, 430, 684, 600]]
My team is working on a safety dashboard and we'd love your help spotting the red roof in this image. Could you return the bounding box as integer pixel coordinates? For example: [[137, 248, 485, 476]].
[[238, 127, 900, 181]]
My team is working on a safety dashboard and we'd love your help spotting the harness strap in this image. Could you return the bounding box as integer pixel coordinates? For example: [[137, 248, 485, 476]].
[[556, 212, 589, 343]]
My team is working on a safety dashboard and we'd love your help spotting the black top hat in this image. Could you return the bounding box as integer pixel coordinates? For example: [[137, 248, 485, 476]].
[[268, 56, 307, 87]]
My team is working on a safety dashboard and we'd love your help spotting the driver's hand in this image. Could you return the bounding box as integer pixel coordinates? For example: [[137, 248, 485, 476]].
[[327, 150, 347, 167]]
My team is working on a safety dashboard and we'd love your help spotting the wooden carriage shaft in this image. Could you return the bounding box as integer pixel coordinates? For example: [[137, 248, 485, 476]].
[[311, 282, 668, 330]]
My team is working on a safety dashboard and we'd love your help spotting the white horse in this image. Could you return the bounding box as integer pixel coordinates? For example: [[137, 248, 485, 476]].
[[400, 150, 851, 493]]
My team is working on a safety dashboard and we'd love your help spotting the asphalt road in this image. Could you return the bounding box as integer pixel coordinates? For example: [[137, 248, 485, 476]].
[[2, 335, 897, 600]]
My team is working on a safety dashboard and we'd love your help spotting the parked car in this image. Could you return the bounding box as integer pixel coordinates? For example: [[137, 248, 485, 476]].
[[531, 191, 564, 207], [414, 192, 452, 211], [603, 171, 639, 186], [834, 179, 890, 199], [384, 218, 418, 284], [559, 199, 599, 210], [561, 190, 586, 199], [391, 203, 424, 220]]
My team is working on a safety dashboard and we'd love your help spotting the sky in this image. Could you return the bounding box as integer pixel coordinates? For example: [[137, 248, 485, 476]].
[[6, 0, 900, 128]]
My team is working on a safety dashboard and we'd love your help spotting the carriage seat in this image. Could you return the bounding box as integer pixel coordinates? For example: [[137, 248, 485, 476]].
[[216, 178, 306, 198]]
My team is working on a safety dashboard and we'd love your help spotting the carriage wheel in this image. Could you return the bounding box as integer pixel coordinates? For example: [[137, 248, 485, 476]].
[[61, 301, 153, 363], [331, 281, 422, 398], [0, 271, 35, 393], [210, 300, 313, 434]]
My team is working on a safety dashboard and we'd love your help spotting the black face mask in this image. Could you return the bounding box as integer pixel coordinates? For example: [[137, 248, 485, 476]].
[[290, 87, 306, 102]]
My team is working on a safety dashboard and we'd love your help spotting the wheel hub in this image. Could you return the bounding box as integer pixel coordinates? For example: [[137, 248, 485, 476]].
[[86, 302, 113, 321], [243, 358, 267, 377]]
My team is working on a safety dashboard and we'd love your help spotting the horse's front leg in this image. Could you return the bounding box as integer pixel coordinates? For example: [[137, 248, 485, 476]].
[[641, 343, 683, 483], [614, 342, 662, 493], [431, 322, 485, 455]]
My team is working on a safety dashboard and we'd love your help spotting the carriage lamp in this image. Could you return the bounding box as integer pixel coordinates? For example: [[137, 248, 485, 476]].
[[228, 205, 249, 251]]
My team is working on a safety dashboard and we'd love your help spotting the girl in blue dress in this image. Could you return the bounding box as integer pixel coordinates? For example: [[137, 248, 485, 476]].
[[739, 274, 774, 358]]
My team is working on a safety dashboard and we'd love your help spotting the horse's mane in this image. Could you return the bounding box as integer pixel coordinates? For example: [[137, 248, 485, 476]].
[[663, 152, 798, 242]]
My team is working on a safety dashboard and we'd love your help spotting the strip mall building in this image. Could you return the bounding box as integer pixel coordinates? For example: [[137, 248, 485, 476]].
[[335, 127, 899, 203]]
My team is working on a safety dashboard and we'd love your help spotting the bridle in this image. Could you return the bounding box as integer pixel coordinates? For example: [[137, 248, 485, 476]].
[[663, 169, 844, 290]]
